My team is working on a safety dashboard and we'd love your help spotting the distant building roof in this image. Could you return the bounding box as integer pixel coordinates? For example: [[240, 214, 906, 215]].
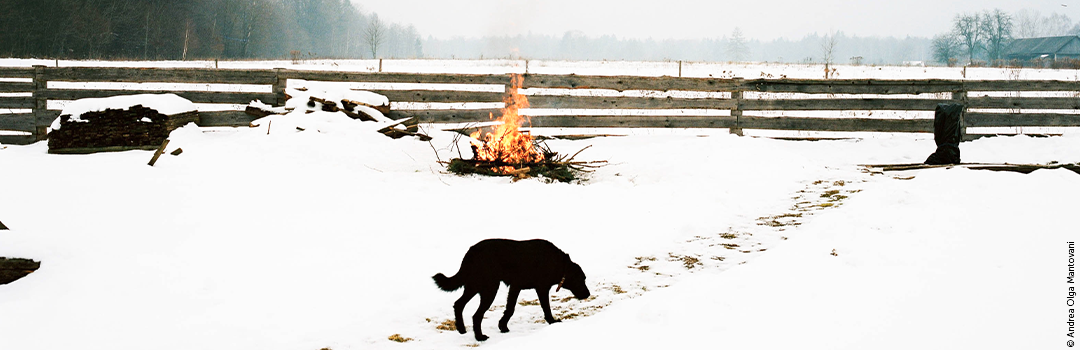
[[1007, 36, 1080, 59]]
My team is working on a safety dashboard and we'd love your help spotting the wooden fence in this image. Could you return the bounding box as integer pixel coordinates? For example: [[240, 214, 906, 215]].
[[2, 65, 1080, 144]]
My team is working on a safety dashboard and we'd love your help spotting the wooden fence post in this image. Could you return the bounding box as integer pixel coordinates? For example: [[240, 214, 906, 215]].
[[952, 89, 968, 141], [273, 68, 287, 107], [32, 65, 48, 140], [729, 78, 744, 136], [678, 61, 682, 78]]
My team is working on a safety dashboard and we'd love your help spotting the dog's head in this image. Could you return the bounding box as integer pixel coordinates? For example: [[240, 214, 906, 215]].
[[560, 258, 590, 300]]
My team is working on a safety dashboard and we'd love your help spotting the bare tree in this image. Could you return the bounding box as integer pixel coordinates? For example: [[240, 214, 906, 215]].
[[1044, 13, 1075, 36], [821, 31, 838, 78], [364, 13, 386, 58], [983, 9, 1013, 62], [726, 27, 749, 62], [1014, 9, 1042, 38], [932, 33, 961, 66], [954, 13, 985, 65]]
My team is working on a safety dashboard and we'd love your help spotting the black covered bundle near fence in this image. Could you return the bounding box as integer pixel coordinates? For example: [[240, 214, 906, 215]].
[[925, 103, 964, 165]]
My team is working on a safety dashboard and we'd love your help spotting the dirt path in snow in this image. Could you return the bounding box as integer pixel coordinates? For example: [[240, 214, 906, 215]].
[[418, 170, 871, 346]]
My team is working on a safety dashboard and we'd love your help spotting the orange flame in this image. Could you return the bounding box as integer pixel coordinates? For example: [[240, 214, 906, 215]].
[[469, 74, 543, 170]]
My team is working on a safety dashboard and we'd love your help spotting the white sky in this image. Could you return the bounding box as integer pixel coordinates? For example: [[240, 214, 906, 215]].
[[352, 0, 1078, 40]]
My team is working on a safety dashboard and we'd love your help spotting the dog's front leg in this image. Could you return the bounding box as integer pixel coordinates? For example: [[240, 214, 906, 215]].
[[499, 286, 521, 333], [536, 286, 561, 324]]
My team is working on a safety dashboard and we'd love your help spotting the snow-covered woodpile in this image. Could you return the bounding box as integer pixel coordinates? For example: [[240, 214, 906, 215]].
[[245, 83, 430, 141], [47, 94, 199, 154]]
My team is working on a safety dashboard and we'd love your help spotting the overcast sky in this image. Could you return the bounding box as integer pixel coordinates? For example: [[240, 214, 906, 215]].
[[352, 0, 1077, 40]]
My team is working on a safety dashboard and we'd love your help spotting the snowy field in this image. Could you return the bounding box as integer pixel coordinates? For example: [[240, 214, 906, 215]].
[[2, 113, 1079, 349], [2, 57, 1077, 80], [1, 60, 1079, 349]]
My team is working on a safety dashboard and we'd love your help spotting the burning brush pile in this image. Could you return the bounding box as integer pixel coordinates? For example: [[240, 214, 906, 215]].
[[444, 74, 605, 183]]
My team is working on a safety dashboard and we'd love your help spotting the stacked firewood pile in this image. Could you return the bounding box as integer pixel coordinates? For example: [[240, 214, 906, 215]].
[[48, 105, 198, 154]]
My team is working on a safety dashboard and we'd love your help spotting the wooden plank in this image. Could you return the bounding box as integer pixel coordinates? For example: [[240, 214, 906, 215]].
[[526, 95, 738, 109], [0, 67, 34, 79], [370, 90, 506, 103], [739, 116, 934, 133], [42, 67, 278, 84], [49, 145, 162, 154], [388, 109, 503, 123], [0, 113, 35, 132], [0, 81, 34, 93], [965, 112, 1080, 127], [197, 110, 258, 127], [529, 115, 738, 128], [962, 80, 1080, 91], [37, 110, 61, 126], [283, 70, 511, 85], [746, 79, 964, 94], [740, 98, 946, 111], [863, 162, 1080, 175], [0, 96, 35, 109], [967, 96, 1080, 109], [39, 89, 277, 105], [0, 134, 35, 145], [521, 74, 744, 92]]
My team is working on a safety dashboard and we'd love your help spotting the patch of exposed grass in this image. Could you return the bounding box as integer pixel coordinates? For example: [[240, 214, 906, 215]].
[[668, 253, 702, 270], [821, 189, 841, 198], [719, 232, 740, 239], [612, 285, 626, 294], [721, 243, 740, 249], [435, 319, 457, 331], [388, 334, 413, 343], [518, 299, 540, 306]]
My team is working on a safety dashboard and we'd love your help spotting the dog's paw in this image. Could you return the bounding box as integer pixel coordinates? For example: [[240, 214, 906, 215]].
[[545, 318, 561, 324], [457, 325, 467, 334], [499, 326, 510, 333], [475, 334, 489, 342]]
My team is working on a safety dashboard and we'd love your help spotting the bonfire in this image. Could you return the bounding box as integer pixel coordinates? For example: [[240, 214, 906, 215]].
[[445, 74, 604, 182]]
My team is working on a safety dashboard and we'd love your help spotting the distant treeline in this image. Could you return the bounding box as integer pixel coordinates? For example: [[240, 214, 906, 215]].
[[0, 0, 423, 60], [423, 32, 931, 65]]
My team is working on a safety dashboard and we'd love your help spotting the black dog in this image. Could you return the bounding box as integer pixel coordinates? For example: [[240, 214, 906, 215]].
[[433, 238, 590, 341]]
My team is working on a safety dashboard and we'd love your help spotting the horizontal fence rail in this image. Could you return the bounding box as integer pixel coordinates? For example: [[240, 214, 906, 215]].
[[3, 65, 1080, 144]]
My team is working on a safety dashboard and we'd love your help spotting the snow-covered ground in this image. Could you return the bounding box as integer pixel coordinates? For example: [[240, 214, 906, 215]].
[[2, 59, 1079, 349], [1, 100, 1078, 349]]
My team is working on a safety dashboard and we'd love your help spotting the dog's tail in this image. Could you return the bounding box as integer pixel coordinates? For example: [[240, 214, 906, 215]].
[[432, 273, 464, 292]]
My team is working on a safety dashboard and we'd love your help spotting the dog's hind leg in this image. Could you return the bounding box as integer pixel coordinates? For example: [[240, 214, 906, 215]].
[[472, 282, 499, 341], [498, 286, 521, 333], [536, 286, 561, 324], [453, 286, 477, 335]]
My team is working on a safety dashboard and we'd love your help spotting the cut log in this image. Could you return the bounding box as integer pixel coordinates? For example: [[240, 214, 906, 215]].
[[148, 139, 170, 166], [861, 162, 1080, 175], [0, 257, 40, 285], [244, 105, 277, 118], [342, 98, 391, 115]]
